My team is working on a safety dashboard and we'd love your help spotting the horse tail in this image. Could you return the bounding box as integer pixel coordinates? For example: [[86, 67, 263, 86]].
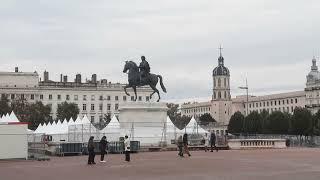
[[157, 75, 167, 93]]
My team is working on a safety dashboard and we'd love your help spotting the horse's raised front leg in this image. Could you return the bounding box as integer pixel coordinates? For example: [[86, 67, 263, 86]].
[[124, 84, 130, 96]]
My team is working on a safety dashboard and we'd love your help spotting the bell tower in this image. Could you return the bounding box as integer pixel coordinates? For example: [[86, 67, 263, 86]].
[[211, 45, 232, 124]]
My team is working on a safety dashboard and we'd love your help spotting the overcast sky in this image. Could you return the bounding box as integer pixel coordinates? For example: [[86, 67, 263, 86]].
[[1, 0, 320, 101]]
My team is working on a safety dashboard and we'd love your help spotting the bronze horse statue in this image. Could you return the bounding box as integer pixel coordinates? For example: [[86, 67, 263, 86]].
[[123, 61, 167, 102]]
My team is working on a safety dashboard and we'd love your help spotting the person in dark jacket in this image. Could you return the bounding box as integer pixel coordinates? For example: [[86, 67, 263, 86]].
[[124, 135, 130, 162], [183, 133, 191, 157], [99, 136, 108, 162], [210, 132, 218, 152], [87, 136, 96, 165], [177, 135, 184, 157]]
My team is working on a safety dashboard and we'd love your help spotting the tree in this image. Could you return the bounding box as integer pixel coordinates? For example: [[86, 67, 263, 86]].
[[11, 97, 29, 122], [266, 111, 290, 134], [199, 113, 216, 126], [228, 111, 244, 135], [259, 109, 269, 134], [167, 103, 179, 120], [310, 110, 320, 136], [0, 95, 11, 116], [56, 102, 80, 121], [291, 107, 312, 139], [93, 114, 112, 130], [174, 115, 191, 130], [166, 103, 191, 130], [244, 111, 261, 134], [27, 101, 51, 130], [11, 97, 51, 130]]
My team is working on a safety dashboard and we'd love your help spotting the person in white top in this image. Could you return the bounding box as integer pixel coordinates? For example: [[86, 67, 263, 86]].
[[204, 133, 210, 152], [124, 135, 130, 162]]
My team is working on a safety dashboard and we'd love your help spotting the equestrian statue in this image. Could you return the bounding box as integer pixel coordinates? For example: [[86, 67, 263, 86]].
[[123, 56, 167, 102]]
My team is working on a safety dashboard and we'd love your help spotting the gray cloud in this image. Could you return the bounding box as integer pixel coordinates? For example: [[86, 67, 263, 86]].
[[0, 0, 320, 100]]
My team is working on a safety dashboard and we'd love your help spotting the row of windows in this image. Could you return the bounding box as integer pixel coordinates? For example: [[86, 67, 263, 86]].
[[2, 94, 150, 102], [184, 107, 211, 114], [247, 106, 298, 114], [247, 98, 298, 109], [307, 92, 320, 98], [82, 103, 119, 111]]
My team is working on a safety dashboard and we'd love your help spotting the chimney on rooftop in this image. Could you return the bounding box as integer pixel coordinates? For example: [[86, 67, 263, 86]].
[[63, 75, 68, 83], [15, 67, 18, 72], [92, 74, 97, 83], [44, 71, 49, 82], [60, 74, 63, 82], [75, 74, 82, 83]]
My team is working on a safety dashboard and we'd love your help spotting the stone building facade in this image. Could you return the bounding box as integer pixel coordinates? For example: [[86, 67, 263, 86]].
[[182, 51, 232, 124], [305, 57, 320, 114], [181, 56, 320, 127], [0, 68, 153, 122]]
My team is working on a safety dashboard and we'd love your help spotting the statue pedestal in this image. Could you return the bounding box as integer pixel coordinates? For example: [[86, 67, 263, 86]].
[[118, 102, 168, 146]]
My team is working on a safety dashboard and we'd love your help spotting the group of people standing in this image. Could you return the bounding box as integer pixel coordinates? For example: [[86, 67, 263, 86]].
[[87, 135, 131, 165], [177, 132, 218, 157], [87, 132, 219, 164]]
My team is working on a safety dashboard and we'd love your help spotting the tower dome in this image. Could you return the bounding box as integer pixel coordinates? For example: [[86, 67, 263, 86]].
[[307, 56, 320, 83], [212, 52, 230, 76]]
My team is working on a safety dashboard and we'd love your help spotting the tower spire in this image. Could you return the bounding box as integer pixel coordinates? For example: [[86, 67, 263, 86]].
[[219, 44, 223, 57]]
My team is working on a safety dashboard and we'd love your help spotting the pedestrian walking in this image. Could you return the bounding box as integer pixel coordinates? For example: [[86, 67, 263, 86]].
[[99, 136, 108, 163], [177, 135, 184, 157], [210, 132, 218, 152], [124, 135, 130, 162], [87, 136, 96, 165], [204, 133, 210, 152], [183, 133, 191, 157]]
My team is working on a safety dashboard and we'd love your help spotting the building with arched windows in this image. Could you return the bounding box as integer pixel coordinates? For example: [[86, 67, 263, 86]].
[[181, 54, 320, 134], [181, 50, 232, 129]]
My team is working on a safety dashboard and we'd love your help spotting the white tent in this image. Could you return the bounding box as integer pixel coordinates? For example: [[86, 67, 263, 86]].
[[165, 116, 179, 144], [100, 115, 120, 141], [0, 114, 8, 123], [74, 115, 82, 125], [8, 111, 19, 122], [184, 117, 208, 135], [34, 123, 43, 134], [67, 114, 99, 142], [166, 116, 176, 133], [81, 115, 91, 124], [61, 119, 69, 133], [0, 112, 19, 123], [68, 117, 75, 125]]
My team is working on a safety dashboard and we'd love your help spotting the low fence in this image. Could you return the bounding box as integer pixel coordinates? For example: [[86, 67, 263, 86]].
[[228, 139, 287, 150], [229, 134, 320, 147]]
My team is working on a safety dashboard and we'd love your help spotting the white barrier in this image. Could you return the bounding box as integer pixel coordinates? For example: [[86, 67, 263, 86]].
[[228, 139, 287, 150]]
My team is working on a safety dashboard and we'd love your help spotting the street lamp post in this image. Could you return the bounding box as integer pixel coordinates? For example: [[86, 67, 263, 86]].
[[239, 79, 249, 137], [239, 79, 249, 116]]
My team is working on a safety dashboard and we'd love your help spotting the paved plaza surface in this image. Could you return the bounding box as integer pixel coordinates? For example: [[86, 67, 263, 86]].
[[0, 148, 320, 180]]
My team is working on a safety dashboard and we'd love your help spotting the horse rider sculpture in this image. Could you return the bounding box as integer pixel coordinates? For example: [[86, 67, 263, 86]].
[[139, 56, 150, 85]]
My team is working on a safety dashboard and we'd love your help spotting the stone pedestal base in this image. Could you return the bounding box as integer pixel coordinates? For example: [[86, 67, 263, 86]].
[[118, 102, 168, 146]]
